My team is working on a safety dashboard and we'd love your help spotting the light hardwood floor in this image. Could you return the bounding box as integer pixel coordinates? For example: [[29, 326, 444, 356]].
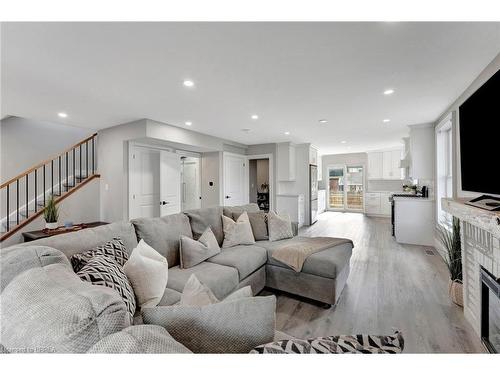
[[264, 211, 485, 353]]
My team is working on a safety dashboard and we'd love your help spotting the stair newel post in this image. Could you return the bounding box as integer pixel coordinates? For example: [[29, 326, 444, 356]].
[[16, 180, 19, 225], [6, 184, 9, 232], [34, 169, 37, 213]]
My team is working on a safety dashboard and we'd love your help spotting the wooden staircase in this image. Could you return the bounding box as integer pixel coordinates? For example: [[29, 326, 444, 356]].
[[1, 133, 99, 242]]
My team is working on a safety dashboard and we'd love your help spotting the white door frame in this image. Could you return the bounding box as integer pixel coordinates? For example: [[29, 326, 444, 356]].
[[222, 152, 249, 206], [326, 163, 366, 213], [246, 153, 274, 212]]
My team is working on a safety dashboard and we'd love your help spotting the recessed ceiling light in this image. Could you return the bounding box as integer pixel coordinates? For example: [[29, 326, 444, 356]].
[[183, 80, 194, 87], [284, 131, 290, 135], [341, 140, 347, 144], [383, 89, 395, 95], [242, 128, 251, 133], [251, 114, 259, 120], [319, 119, 328, 124], [185, 121, 192, 126], [58, 112, 68, 118], [383, 119, 391, 123]]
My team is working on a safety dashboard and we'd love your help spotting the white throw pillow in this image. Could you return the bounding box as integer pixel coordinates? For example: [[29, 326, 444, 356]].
[[268, 211, 294, 241], [180, 274, 219, 307], [124, 239, 168, 309], [222, 211, 256, 248]]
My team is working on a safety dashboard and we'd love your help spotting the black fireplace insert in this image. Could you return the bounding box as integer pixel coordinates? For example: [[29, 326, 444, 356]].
[[480, 266, 500, 353]]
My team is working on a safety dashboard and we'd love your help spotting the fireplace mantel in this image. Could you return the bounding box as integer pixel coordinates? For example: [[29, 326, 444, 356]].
[[442, 198, 500, 338]]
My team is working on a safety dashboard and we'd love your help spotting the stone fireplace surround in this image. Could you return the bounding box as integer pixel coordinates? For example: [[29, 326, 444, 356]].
[[442, 198, 500, 341]]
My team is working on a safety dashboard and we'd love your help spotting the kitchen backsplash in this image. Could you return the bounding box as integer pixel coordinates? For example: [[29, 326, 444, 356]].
[[367, 180, 405, 192]]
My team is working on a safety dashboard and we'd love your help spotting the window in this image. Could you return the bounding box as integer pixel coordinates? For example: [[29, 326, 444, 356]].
[[436, 115, 453, 223]]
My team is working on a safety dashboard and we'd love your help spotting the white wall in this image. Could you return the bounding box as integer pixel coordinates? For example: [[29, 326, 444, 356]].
[[1, 178, 100, 248], [1, 116, 92, 182], [434, 52, 500, 198]]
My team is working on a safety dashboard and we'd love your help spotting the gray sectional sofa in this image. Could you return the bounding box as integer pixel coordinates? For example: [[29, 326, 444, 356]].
[[0, 203, 353, 353]]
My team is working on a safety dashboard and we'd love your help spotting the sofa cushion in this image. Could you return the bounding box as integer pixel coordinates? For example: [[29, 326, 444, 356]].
[[257, 237, 353, 279], [206, 245, 267, 280], [70, 237, 129, 272], [158, 288, 182, 306], [0, 245, 71, 292], [87, 325, 192, 353], [131, 213, 192, 268], [142, 295, 276, 353], [13, 222, 138, 259], [0, 263, 130, 353], [180, 274, 219, 306], [184, 206, 224, 246], [180, 227, 220, 269], [223, 203, 261, 219], [167, 262, 238, 300]]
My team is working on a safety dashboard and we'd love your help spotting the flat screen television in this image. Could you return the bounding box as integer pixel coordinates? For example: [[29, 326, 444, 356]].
[[459, 68, 500, 196]]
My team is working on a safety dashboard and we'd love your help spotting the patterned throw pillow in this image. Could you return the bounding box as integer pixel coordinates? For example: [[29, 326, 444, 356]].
[[268, 211, 294, 242], [250, 331, 404, 354], [71, 237, 129, 273], [77, 254, 136, 322]]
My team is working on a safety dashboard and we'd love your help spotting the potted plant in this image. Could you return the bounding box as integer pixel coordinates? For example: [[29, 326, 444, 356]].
[[436, 216, 463, 307], [260, 182, 269, 193], [44, 195, 59, 230]]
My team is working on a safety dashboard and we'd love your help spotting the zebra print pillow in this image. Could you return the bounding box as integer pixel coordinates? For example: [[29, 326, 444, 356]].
[[250, 331, 404, 354], [77, 254, 136, 322], [71, 237, 129, 273]]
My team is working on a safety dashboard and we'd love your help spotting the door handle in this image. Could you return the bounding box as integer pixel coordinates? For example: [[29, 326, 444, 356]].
[[160, 201, 170, 206], [225, 195, 231, 199]]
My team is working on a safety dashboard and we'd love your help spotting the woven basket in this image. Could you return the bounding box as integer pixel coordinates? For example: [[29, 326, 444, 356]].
[[449, 279, 464, 307]]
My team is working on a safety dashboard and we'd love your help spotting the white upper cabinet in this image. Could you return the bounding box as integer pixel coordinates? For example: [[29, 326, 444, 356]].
[[277, 142, 296, 181], [309, 146, 318, 165], [368, 152, 383, 179], [368, 149, 402, 180]]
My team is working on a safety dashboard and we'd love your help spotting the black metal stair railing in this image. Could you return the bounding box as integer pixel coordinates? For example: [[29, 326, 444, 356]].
[[0, 133, 99, 241]]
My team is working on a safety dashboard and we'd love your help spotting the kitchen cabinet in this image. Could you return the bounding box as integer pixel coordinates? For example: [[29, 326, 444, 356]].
[[394, 198, 435, 246], [276, 194, 304, 228], [368, 152, 383, 179], [365, 192, 381, 215], [277, 142, 296, 181], [318, 189, 326, 214], [368, 149, 402, 180], [309, 146, 318, 165], [365, 191, 391, 216]]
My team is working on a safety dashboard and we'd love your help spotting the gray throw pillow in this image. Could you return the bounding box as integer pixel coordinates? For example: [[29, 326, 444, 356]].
[[180, 227, 220, 269], [87, 325, 192, 354], [268, 211, 294, 241], [1, 263, 130, 353], [247, 212, 269, 240], [142, 295, 276, 353]]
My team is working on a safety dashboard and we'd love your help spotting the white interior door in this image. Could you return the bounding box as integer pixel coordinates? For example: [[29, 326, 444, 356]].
[[223, 153, 247, 206], [160, 151, 181, 216], [181, 157, 201, 211], [129, 146, 160, 220]]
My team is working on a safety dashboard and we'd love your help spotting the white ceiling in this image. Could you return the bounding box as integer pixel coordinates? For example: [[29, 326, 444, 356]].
[[2, 22, 500, 154]]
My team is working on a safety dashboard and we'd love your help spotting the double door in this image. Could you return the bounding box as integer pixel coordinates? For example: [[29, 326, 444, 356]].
[[328, 165, 364, 211], [129, 146, 182, 220]]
